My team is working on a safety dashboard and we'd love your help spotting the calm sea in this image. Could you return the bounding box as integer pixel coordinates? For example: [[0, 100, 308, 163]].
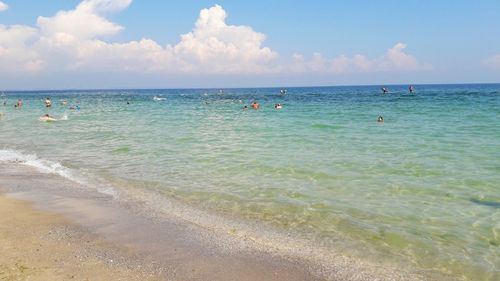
[[1, 84, 499, 280]]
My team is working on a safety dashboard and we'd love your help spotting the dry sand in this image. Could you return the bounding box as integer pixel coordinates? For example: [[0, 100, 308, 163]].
[[0, 196, 164, 281]]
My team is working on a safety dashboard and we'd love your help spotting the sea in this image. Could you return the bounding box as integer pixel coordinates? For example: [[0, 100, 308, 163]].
[[1, 84, 499, 280]]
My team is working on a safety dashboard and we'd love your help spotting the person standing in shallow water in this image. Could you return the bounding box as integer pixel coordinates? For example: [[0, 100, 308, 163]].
[[409, 85, 415, 93], [377, 116, 384, 123]]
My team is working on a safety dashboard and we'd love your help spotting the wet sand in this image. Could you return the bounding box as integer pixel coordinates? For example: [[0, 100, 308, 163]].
[[0, 163, 433, 281]]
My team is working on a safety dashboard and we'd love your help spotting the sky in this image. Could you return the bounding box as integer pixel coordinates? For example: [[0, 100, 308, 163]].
[[0, 0, 499, 90]]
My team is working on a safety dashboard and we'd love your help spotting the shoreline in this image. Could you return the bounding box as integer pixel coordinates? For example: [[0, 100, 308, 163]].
[[0, 162, 437, 280]]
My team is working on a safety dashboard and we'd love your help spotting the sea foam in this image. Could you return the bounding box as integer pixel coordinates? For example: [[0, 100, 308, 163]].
[[0, 149, 116, 197]]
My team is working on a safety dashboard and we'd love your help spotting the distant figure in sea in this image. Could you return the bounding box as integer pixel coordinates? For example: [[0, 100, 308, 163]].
[[69, 105, 80, 110], [127, 101, 130, 105], [39, 114, 57, 122], [381, 87, 389, 94], [275, 103, 282, 109], [16, 99, 23, 108], [377, 116, 384, 123], [2, 101, 6, 106], [61, 100, 68, 105], [280, 89, 287, 96], [243, 105, 248, 110], [44, 97, 52, 107], [409, 85, 415, 93], [251, 102, 260, 109]]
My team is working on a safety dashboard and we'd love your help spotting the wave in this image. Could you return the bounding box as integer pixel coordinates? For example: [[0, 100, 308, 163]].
[[153, 96, 166, 101], [0, 149, 116, 197], [59, 113, 69, 120]]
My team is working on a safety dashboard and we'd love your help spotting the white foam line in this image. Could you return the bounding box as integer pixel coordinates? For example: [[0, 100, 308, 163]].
[[0, 149, 117, 197]]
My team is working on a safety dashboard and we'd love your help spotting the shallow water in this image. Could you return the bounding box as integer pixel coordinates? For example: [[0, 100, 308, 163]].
[[1, 85, 499, 280]]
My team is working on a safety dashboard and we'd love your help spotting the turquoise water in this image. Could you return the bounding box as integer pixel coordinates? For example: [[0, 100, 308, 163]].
[[1, 85, 499, 279]]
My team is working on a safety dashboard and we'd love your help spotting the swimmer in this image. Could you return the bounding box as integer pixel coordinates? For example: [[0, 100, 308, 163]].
[[16, 99, 23, 108], [39, 114, 57, 122], [251, 102, 260, 109], [409, 85, 415, 93], [275, 103, 282, 109], [243, 105, 248, 110], [61, 100, 68, 105], [44, 97, 52, 107], [381, 87, 389, 94], [377, 115, 384, 123]]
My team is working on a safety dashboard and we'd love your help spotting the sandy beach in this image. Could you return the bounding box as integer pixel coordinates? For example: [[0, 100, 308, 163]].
[[0, 163, 323, 281], [0, 195, 166, 281], [0, 162, 438, 281]]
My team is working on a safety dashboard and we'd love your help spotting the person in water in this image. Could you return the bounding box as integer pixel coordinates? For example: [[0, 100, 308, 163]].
[[377, 115, 384, 123], [381, 87, 389, 94], [251, 102, 260, 109], [16, 99, 23, 108], [39, 114, 56, 122], [275, 103, 282, 109], [44, 97, 52, 107], [409, 85, 415, 93]]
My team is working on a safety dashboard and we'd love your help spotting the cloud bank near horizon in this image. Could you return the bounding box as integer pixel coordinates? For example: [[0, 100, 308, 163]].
[[0, 0, 439, 79]]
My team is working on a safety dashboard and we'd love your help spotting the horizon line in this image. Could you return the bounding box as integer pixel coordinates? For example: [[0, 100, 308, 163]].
[[1, 82, 499, 93]]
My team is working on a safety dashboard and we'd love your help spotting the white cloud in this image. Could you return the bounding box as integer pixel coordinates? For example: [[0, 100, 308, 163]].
[[0, 25, 43, 72], [17, 1, 275, 74], [172, 5, 276, 73], [482, 54, 500, 69], [0, 0, 431, 78], [289, 43, 432, 74], [37, 0, 130, 40], [0, 1, 8, 12]]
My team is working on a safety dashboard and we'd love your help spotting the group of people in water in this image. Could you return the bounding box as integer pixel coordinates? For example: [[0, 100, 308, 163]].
[[1, 86, 405, 123], [381, 85, 415, 94], [242, 101, 283, 110], [378, 85, 417, 122], [0, 96, 80, 122]]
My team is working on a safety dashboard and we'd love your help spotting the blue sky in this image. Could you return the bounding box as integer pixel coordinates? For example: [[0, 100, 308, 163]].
[[0, 0, 499, 89]]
